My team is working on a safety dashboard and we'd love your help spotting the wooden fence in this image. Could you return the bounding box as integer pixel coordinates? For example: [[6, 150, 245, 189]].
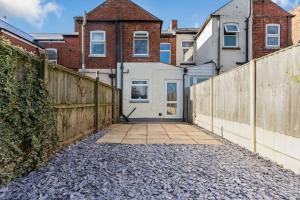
[[42, 59, 120, 147], [187, 44, 300, 173]]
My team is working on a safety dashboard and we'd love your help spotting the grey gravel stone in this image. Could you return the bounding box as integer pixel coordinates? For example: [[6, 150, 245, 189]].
[[0, 130, 300, 200]]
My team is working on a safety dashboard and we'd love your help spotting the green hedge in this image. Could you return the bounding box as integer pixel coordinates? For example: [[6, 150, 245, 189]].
[[0, 38, 58, 184]]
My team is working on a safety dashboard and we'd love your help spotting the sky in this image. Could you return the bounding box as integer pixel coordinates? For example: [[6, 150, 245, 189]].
[[0, 0, 299, 34]]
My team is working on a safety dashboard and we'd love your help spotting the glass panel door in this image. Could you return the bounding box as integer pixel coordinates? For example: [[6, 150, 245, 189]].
[[166, 81, 178, 116]]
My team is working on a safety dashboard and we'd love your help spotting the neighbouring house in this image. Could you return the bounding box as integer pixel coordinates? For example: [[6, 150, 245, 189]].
[[291, 5, 300, 44], [194, 0, 293, 74], [0, 19, 44, 54], [162, 20, 213, 87]]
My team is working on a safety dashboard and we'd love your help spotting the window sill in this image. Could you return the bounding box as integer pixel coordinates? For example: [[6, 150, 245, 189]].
[[129, 100, 149, 103], [180, 62, 195, 65], [133, 55, 149, 58], [89, 54, 106, 58], [222, 47, 240, 50], [265, 46, 280, 50]]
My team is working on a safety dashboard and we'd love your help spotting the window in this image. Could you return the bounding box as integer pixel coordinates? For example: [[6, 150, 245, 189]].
[[188, 76, 208, 87], [131, 80, 149, 101], [224, 23, 239, 47], [182, 41, 194, 63], [45, 48, 57, 64], [134, 31, 149, 56], [160, 43, 171, 64], [90, 31, 106, 56], [266, 24, 280, 48]]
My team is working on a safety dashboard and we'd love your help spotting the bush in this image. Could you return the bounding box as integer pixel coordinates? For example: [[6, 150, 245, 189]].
[[0, 38, 58, 184]]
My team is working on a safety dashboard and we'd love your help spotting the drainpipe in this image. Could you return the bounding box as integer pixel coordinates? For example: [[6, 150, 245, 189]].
[[182, 68, 188, 122], [216, 15, 221, 74], [120, 21, 124, 116], [81, 11, 87, 72], [245, 0, 252, 63]]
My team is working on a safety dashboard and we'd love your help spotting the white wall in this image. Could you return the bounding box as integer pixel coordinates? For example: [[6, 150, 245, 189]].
[[80, 69, 115, 86], [195, 19, 217, 65], [117, 62, 184, 119], [176, 34, 196, 66], [195, 0, 252, 72]]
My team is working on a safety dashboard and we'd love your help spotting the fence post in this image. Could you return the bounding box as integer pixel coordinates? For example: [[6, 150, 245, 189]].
[[40, 54, 49, 88], [250, 59, 257, 152], [210, 77, 214, 133], [94, 73, 100, 132], [112, 87, 116, 124]]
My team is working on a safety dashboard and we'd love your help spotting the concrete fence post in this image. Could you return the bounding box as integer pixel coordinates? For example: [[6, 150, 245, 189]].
[[210, 77, 214, 133], [249, 59, 257, 152]]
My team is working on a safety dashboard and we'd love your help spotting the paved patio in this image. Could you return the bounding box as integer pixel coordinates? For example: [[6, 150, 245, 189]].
[[97, 123, 222, 145]]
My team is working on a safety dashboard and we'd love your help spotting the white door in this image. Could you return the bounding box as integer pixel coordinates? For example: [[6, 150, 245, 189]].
[[165, 80, 180, 118]]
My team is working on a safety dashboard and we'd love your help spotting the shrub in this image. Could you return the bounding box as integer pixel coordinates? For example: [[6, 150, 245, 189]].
[[0, 38, 58, 184]]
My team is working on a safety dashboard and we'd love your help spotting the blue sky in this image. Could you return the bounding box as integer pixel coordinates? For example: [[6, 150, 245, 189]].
[[0, 0, 298, 34]]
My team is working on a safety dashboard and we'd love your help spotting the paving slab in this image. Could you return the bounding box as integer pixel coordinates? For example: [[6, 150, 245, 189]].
[[97, 123, 222, 145]]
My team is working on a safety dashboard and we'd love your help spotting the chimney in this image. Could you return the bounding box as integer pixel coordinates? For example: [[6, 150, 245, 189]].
[[170, 19, 178, 30]]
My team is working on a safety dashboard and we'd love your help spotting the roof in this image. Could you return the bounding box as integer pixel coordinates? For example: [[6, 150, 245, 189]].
[[0, 19, 44, 48], [31, 33, 79, 41], [175, 28, 199, 34], [76, 0, 162, 22]]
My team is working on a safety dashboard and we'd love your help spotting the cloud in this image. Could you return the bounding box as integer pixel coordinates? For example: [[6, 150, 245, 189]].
[[272, 0, 300, 9], [0, 0, 61, 28]]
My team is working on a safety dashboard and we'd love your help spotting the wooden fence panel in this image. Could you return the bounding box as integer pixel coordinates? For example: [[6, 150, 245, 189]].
[[44, 63, 119, 147], [256, 46, 300, 138]]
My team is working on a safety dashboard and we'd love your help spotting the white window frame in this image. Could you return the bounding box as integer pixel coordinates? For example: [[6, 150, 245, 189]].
[[45, 48, 57, 64], [224, 23, 240, 48], [266, 24, 280, 48], [181, 40, 194, 63], [133, 31, 149, 56], [160, 43, 171, 64], [90, 31, 106, 57], [130, 80, 149, 102]]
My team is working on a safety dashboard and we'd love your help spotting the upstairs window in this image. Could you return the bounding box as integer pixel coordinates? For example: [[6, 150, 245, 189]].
[[266, 24, 280, 48], [224, 23, 239, 47], [134, 31, 149, 56], [45, 48, 57, 64], [182, 41, 194, 63], [160, 43, 171, 64], [90, 31, 106, 56]]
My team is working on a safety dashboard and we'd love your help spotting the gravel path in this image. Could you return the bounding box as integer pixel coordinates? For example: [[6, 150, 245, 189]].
[[1, 130, 300, 200]]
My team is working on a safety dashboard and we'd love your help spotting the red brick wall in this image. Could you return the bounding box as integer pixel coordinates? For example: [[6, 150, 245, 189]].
[[1, 31, 40, 54], [42, 36, 81, 70], [160, 35, 176, 65], [252, 0, 293, 59], [291, 6, 300, 44], [122, 22, 161, 62]]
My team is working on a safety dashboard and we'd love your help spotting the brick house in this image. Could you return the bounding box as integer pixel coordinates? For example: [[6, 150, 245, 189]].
[[0, 19, 43, 54], [291, 6, 300, 44], [194, 0, 293, 74], [33, 0, 188, 120]]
